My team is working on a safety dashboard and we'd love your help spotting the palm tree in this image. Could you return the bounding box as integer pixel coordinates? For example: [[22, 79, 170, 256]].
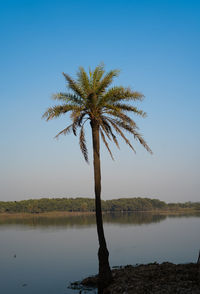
[[42, 64, 152, 292]]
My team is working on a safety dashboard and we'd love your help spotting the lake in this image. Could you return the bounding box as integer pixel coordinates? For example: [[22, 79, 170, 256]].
[[0, 212, 200, 294]]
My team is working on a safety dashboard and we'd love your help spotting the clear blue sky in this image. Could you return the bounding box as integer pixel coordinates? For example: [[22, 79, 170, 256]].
[[0, 0, 200, 202]]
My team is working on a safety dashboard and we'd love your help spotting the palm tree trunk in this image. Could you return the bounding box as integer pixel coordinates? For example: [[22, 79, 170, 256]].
[[91, 120, 112, 292]]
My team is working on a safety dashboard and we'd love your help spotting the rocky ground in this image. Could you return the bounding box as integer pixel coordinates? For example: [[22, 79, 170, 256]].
[[80, 262, 200, 293]]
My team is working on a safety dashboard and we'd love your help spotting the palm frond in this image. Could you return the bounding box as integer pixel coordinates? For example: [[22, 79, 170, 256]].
[[92, 63, 105, 89], [107, 117, 152, 154], [97, 117, 111, 140], [105, 117, 136, 152], [132, 131, 153, 154], [52, 93, 83, 105], [42, 105, 82, 121], [110, 118, 138, 135], [54, 124, 73, 138], [101, 87, 144, 104], [77, 67, 91, 94], [96, 69, 120, 95], [62, 72, 86, 98], [70, 109, 81, 120], [71, 112, 87, 136], [101, 116, 119, 149], [104, 109, 138, 128], [100, 128, 114, 160], [112, 103, 147, 117], [71, 111, 87, 126], [79, 125, 89, 163]]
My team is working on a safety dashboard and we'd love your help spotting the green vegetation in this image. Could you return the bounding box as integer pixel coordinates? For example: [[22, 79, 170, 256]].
[[0, 197, 199, 214]]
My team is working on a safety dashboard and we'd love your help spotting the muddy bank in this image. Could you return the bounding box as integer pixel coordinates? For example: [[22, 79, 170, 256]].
[[81, 262, 200, 293]]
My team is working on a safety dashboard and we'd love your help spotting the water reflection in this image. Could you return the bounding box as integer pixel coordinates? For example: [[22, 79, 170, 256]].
[[0, 211, 199, 228], [1, 211, 200, 294]]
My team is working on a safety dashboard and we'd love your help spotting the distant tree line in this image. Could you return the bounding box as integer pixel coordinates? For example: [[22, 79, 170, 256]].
[[0, 197, 200, 214]]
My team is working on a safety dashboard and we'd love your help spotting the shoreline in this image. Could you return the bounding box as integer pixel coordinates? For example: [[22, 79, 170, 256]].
[[0, 211, 96, 218], [74, 262, 200, 293], [0, 209, 199, 218]]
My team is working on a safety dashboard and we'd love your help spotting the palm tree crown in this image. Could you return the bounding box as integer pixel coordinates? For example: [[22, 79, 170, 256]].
[[43, 64, 152, 160]]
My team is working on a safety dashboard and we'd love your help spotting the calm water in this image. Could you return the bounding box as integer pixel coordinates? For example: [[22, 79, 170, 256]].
[[0, 212, 200, 294]]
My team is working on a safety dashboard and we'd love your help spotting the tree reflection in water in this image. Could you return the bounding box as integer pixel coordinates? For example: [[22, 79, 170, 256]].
[[0, 211, 199, 228]]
